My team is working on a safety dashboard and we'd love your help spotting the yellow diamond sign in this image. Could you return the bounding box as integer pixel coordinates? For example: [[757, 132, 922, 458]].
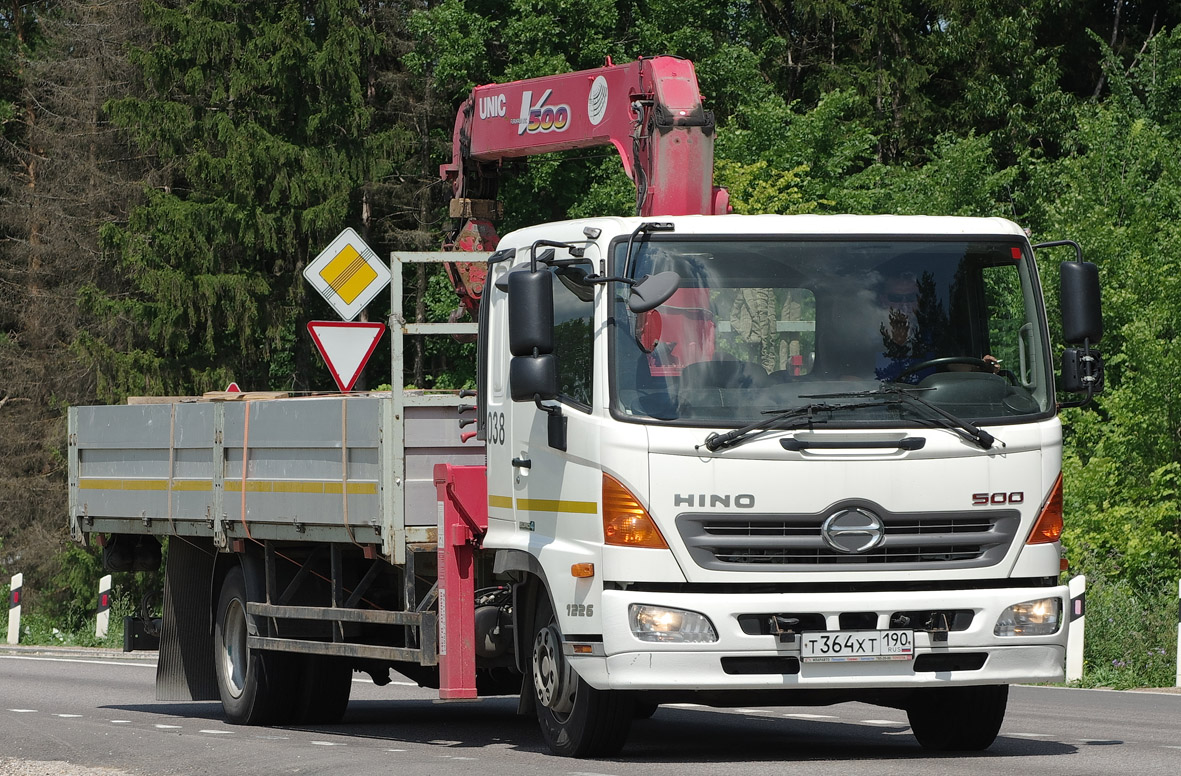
[[304, 228, 390, 321]]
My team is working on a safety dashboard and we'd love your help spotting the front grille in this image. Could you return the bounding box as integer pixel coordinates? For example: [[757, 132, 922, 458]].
[[676, 507, 1019, 572]]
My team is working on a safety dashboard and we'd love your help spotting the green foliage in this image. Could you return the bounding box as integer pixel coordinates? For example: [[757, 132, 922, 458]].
[[93, 0, 402, 396], [419, 269, 476, 389]]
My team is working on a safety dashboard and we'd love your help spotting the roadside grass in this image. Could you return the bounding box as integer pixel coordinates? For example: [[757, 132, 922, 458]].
[[1069, 571, 1178, 689], [1, 582, 135, 650]]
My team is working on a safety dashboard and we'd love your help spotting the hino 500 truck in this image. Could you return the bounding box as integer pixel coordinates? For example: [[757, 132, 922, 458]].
[[67, 57, 1104, 758]]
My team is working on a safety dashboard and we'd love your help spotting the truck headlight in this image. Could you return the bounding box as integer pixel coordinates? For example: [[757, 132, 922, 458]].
[[994, 597, 1062, 637], [629, 604, 718, 643]]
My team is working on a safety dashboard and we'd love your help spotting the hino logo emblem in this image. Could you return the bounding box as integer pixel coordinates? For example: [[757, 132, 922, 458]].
[[820, 508, 885, 554]]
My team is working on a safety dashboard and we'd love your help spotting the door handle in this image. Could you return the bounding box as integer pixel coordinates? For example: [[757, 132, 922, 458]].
[[511, 457, 532, 469]]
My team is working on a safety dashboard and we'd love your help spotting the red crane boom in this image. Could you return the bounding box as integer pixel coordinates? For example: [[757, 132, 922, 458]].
[[439, 56, 728, 312]]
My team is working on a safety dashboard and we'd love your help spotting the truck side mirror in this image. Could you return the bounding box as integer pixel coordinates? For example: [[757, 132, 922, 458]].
[[508, 268, 554, 356], [509, 354, 558, 402], [508, 268, 559, 402], [1060, 261, 1102, 344], [628, 271, 680, 313], [1058, 261, 1104, 399]]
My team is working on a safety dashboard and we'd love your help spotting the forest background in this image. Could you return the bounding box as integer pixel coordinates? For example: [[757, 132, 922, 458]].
[[2, 0, 1180, 686]]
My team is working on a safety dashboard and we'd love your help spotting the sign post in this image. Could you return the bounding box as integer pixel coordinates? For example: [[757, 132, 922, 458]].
[[7, 573, 21, 645], [1066, 575, 1086, 682], [96, 574, 112, 639]]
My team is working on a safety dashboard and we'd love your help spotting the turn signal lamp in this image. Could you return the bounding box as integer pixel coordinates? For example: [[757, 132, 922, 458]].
[[1027, 474, 1064, 544], [603, 474, 668, 549]]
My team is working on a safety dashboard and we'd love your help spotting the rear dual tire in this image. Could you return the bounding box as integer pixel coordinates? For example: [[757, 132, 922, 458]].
[[213, 567, 351, 726]]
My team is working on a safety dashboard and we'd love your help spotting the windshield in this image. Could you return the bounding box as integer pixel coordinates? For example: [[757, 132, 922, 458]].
[[610, 237, 1053, 426]]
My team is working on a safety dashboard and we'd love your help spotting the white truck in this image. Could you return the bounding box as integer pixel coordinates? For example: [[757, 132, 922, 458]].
[[67, 57, 1104, 758]]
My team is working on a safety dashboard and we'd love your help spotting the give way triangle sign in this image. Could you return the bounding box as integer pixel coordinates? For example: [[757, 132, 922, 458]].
[[307, 321, 386, 392]]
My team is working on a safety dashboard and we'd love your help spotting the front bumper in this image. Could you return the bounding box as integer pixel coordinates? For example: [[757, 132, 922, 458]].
[[569, 586, 1067, 691]]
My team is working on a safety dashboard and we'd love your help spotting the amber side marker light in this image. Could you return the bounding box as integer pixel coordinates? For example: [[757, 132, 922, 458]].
[[571, 563, 595, 578], [1027, 473, 1064, 544], [603, 474, 668, 549]]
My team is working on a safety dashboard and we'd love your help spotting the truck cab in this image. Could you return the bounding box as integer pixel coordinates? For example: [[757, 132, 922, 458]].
[[482, 213, 1083, 754]]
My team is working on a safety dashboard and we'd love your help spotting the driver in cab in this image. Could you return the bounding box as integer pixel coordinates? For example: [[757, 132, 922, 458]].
[[874, 271, 998, 383]]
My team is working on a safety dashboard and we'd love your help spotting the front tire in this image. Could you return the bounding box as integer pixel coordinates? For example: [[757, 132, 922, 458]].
[[907, 684, 1008, 751], [532, 594, 633, 757], [213, 566, 298, 725]]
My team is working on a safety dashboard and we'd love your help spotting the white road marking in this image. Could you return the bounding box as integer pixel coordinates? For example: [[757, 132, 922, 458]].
[[0, 655, 154, 668], [1011, 733, 1052, 738], [311, 741, 344, 746], [860, 719, 906, 726], [8, 709, 38, 713], [734, 708, 773, 714], [200, 730, 233, 735], [784, 713, 837, 719], [110, 720, 131, 724], [155, 724, 182, 729], [54, 714, 83, 718]]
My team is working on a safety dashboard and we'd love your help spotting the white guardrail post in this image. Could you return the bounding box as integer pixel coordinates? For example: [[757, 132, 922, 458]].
[[96, 574, 112, 639], [1175, 579, 1180, 688], [7, 572, 21, 645], [1066, 574, 1086, 682]]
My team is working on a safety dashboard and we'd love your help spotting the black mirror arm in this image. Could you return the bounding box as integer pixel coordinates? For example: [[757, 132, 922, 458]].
[[1032, 239, 1083, 262]]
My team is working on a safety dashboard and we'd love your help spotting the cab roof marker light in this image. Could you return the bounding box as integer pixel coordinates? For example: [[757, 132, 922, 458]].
[[1027, 473, 1064, 545], [603, 473, 668, 549]]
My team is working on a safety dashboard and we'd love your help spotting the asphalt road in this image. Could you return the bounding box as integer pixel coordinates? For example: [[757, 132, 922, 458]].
[[1, 648, 1180, 776]]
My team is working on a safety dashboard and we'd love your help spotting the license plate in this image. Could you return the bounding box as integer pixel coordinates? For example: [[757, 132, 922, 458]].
[[800, 630, 914, 662]]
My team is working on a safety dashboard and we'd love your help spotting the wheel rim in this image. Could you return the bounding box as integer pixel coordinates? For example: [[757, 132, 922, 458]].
[[220, 597, 248, 699], [532, 623, 575, 716]]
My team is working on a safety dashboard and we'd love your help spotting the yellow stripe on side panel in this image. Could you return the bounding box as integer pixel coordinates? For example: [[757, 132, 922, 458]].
[[78, 478, 168, 491], [488, 495, 513, 509], [80, 478, 377, 495], [323, 482, 380, 495], [517, 498, 598, 515], [169, 480, 212, 492]]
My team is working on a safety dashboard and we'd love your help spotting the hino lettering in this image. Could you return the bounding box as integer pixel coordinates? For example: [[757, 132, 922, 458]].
[[674, 493, 756, 508]]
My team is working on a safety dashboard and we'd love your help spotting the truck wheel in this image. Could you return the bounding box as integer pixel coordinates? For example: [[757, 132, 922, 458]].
[[213, 566, 298, 725], [531, 595, 633, 757], [907, 684, 1008, 751], [293, 655, 352, 724]]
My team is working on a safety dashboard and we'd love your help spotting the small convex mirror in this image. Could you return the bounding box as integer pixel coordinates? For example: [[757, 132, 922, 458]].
[[627, 271, 680, 313]]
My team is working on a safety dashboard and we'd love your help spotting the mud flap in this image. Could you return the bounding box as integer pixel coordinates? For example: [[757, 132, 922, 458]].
[[155, 537, 219, 701]]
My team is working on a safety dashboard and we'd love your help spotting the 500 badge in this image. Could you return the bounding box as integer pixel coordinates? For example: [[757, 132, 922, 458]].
[[514, 89, 570, 135]]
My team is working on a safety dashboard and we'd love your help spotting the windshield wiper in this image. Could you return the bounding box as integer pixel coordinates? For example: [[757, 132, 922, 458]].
[[700, 399, 899, 452], [801, 385, 999, 450]]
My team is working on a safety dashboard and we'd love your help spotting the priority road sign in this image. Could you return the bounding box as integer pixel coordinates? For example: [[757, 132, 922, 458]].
[[307, 321, 387, 392], [304, 228, 391, 321]]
